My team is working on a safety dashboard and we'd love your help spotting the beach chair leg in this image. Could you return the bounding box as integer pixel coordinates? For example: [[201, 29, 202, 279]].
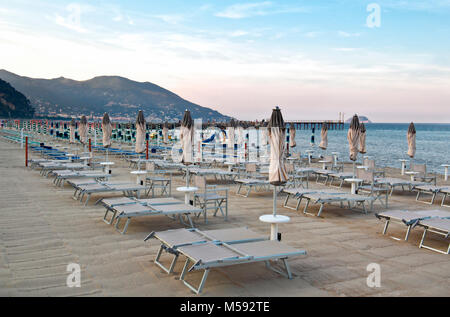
[[154, 245, 179, 274], [317, 203, 325, 217], [179, 259, 209, 295], [302, 199, 310, 215], [442, 193, 449, 207], [265, 259, 293, 279], [405, 225, 412, 241], [382, 219, 390, 235]]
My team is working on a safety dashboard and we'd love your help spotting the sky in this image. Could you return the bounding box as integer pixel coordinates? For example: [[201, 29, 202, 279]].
[[0, 0, 449, 122]]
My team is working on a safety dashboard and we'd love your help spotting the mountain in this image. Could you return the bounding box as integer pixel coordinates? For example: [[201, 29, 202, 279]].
[[0, 78, 35, 118], [345, 115, 372, 124], [0, 70, 230, 122]]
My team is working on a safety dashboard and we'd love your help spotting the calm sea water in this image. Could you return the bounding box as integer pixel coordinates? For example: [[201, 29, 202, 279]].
[[291, 123, 450, 174]]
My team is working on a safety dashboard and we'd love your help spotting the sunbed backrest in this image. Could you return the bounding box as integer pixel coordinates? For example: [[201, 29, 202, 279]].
[[146, 162, 156, 171], [412, 163, 426, 175], [194, 175, 207, 189], [285, 163, 294, 173], [357, 168, 374, 183], [246, 163, 257, 173]]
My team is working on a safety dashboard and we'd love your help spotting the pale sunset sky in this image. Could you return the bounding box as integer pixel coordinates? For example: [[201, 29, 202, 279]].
[[0, 0, 449, 122]]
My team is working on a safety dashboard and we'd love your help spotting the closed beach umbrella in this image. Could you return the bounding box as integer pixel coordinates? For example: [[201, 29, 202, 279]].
[[264, 106, 290, 241], [135, 110, 146, 154], [319, 124, 328, 150], [347, 114, 360, 161], [268, 106, 288, 188], [79, 116, 88, 144], [162, 121, 169, 143], [407, 122, 416, 158], [289, 124, 296, 148], [180, 110, 194, 165], [69, 118, 76, 143], [102, 113, 112, 148], [237, 121, 245, 146], [227, 119, 236, 149], [359, 123, 366, 154]]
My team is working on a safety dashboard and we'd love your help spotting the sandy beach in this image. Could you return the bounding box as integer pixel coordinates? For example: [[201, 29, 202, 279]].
[[0, 139, 449, 297]]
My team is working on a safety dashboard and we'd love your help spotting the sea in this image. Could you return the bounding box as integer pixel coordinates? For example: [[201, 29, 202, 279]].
[[291, 123, 450, 174]]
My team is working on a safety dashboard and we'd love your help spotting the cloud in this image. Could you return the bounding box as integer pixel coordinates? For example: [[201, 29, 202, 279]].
[[338, 31, 361, 37], [215, 1, 307, 19]]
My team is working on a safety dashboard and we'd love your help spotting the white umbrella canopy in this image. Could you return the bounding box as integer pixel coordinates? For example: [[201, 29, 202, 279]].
[[347, 115, 360, 161], [135, 110, 146, 154], [180, 110, 194, 165], [162, 121, 169, 143], [359, 123, 367, 154], [319, 124, 328, 150], [79, 116, 88, 144], [289, 124, 296, 148], [268, 107, 288, 187], [102, 113, 112, 148], [407, 122, 416, 158], [227, 119, 236, 149], [69, 118, 76, 143]]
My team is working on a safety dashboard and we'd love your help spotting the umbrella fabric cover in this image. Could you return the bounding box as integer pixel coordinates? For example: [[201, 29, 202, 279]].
[[79, 116, 88, 144], [162, 121, 169, 143], [268, 107, 288, 186], [289, 125, 296, 148], [227, 120, 235, 149], [180, 110, 194, 165], [319, 124, 328, 150], [69, 118, 76, 143], [135, 110, 146, 153], [407, 122, 416, 158], [347, 115, 360, 161], [102, 113, 112, 148], [359, 123, 367, 154]]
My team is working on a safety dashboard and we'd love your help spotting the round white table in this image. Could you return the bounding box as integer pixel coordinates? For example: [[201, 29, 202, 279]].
[[176, 186, 198, 204], [344, 178, 363, 194], [130, 170, 147, 185], [441, 164, 450, 181], [259, 214, 290, 241], [224, 162, 235, 172], [318, 160, 332, 170], [399, 159, 409, 175], [404, 171, 419, 182], [100, 161, 114, 174]]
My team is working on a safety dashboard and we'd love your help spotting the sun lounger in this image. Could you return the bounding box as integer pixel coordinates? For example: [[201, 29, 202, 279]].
[[282, 187, 338, 210], [51, 170, 110, 187], [103, 200, 201, 234], [440, 188, 450, 207], [235, 178, 270, 197], [75, 182, 147, 206], [418, 218, 450, 254], [145, 227, 306, 294], [300, 192, 374, 217], [374, 177, 425, 196], [375, 209, 450, 241], [328, 172, 354, 187], [412, 185, 450, 205]]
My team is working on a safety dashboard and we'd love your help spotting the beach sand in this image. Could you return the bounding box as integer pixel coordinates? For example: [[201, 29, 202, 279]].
[[0, 139, 449, 297]]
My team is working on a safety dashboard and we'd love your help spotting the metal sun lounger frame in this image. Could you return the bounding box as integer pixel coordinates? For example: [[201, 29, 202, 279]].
[[412, 185, 450, 205], [101, 197, 201, 234], [283, 188, 374, 217], [375, 209, 450, 242], [145, 227, 306, 294], [50, 170, 110, 187], [235, 178, 270, 197], [74, 182, 147, 206], [418, 218, 450, 254]]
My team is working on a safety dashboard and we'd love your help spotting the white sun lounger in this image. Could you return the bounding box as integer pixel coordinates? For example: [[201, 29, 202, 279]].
[[145, 227, 306, 294], [412, 185, 450, 205], [418, 218, 450, 254], [109, 202, 201, 234], [75, 182, 147, 206], [374, 177, 426, 196], [375, 209, 450, 241], [300, 192, 374, 217], [51, 170, 110, 187], [235, 178, 270, 197]]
